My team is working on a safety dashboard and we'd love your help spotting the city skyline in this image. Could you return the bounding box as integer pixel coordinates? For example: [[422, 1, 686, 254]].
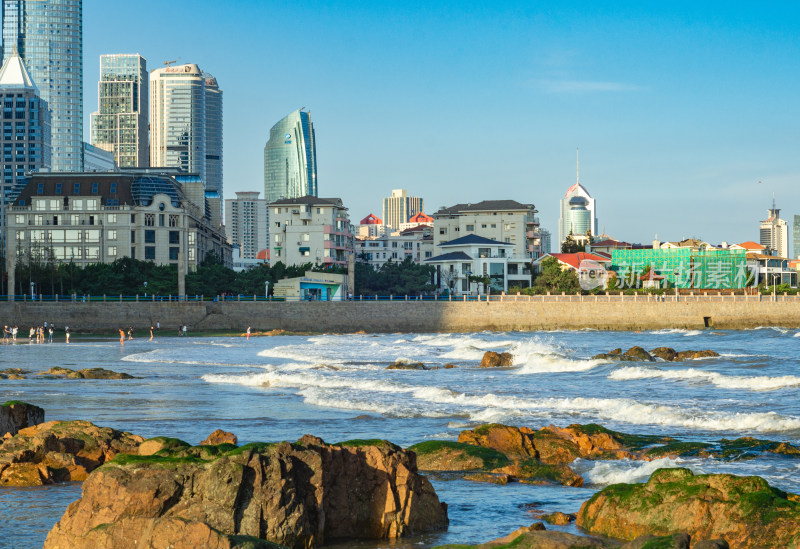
[[78, 1, 799, 245]]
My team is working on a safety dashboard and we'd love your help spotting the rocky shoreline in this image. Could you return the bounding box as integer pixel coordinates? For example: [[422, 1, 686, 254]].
[[3, 399, 800, 548]]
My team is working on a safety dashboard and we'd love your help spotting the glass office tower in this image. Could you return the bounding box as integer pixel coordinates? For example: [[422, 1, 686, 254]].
[[793, 215, 800, 260], [2, 0, 83, 171], [90, 54, 148, 168], [263, 109, 317, 202], [203, 73, 222, 196]]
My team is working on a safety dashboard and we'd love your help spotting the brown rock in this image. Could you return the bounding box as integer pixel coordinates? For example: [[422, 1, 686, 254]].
[[483, 523, 546, 545], [1, 401, 45, 437], [480, 351, 514, 368], [675, 350, 720, 360], [478, 529, 614, 548], [444, 363, 456, 369], [693, 540, 730, 549], [0, 420, 143, 487], [386, 360, 428, 370], [649, 347, 678, 361], [542, 511, 575, 525], [458, 424, 537, 459], [622, 347, 655, 361], [44, 435, 448, 549], [463, 472, 512, 485], [201, 429, 238, 446], [608, 348, 622, 356], [620, 533, 690, 549], [36, 367, 134, 379]]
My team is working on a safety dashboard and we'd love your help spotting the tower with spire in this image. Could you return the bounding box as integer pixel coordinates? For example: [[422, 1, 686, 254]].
[[558, 149, 598, 247], [760, 195, 788, 258], [0, 49, 51, 232]]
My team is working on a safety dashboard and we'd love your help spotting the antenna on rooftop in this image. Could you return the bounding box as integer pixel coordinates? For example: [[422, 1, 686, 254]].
[[164, 59, 178, 67], [576, 148, 580, 184]]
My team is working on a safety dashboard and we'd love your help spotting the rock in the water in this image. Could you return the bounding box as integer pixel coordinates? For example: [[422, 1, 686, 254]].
[[408, 440, 510, 471], [622, 346, 655, 361], [434, 528, 615, 548], [1, 401, 44, 437], [693, 540, 730, 549], [45, 435, 448, 549], [649, 347, 678, 361], [201, 429, 238, 446], [576, 467, 800, 548], [0, 368, 28, 379], [37, 367, 134, 379], [137, 436, 191, 456], [620, 533, 690, 549], [463, 472, 511, 485], [444, 363, 456, 369], [675, 350, 719, 360], [386, 359, 428, 370], [0, 420, 143, 486], [542, 511, 575, 525], [480, 351, 514, 367], [458, 424, 538, 459]]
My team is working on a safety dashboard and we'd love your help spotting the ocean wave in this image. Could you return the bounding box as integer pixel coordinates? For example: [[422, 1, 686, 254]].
[[609, 366, 800, 391], [648, 329, 702, 336], [578, 457, 684, 486], [794, 333, 800, 338], [515, 357, 606, 374], [202, 369, 800, 433]]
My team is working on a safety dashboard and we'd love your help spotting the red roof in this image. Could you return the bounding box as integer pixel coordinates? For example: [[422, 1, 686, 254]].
[[640, 268, 665, 280], [549, 252, 611, 270], [360, 213, 383, 225], [256, 249, 268, 260], [409, 212, 433, 223], [736, 241, 765, 250]]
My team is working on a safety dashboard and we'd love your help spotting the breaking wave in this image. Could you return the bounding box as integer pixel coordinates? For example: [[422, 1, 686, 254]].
[[609, 366, 800, 391], [579, 457, 684, 486]]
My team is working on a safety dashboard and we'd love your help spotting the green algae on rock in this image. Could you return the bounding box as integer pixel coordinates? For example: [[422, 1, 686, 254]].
[[576, 468, 800, 548]]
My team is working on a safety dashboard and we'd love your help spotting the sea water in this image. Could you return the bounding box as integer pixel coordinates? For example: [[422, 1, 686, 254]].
[[1, 327, 799, 548]]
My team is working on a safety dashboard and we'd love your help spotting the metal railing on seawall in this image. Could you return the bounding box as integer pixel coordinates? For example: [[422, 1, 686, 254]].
[[1, 292, 799, 303]]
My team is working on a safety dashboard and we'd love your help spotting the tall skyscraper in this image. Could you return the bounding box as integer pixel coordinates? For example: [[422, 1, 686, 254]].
[[2, 0, 83, 171], [382, 189, 423, 230], [558, 154, 597, 246], [264, 109, 317, 202], [0, 50, 50, 230], [204, 73, 222, 197], [794, 215, 800, 260], [760, 198, 789, 258], [225, 191, 268, 260], [90, 54, 148, 168], [150, 63, 207, 182]]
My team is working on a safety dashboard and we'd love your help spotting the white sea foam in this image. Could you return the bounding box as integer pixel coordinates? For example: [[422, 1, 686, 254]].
[[649, 328, 702, 336], [609, 366, 800, 391], [580, 457, 684, 486], [794, 332, 800, 338], [516, 356, 606, 374]]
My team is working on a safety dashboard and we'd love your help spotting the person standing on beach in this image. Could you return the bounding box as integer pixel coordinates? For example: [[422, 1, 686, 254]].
[[119, 328, 125, 346], [156, 320, 160, 330], [246, 326, 251, 340], [29, 327, 34, 342], [149, 325, 154, 341], [182, 325, 187, 337], [65, 326, 70, 343], [48, 326, 53, 343], [127, 326, 134, 340]]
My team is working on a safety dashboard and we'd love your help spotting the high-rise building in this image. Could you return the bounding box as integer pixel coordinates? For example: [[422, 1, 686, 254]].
[[760, 199, 789, 258], [82, 142, 115, 171], [225, 191, 268, 260], [204, 73, 222, 197], [150, 63, 207, 182], [264, 109, 317, 203], [2, 0, 83, 172], [382, 189, 423, 230], [558, 159, 597, 246], [794, 215, 800, 260], [90, 54, 148, 168], [0, 51, 49, 232]]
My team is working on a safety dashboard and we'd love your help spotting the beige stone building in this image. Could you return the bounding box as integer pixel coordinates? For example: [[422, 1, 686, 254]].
[[7, 171, 231, 271]]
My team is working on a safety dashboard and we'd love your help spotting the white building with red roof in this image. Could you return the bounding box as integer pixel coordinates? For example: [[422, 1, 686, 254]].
[[358, 213, 386, 238], [558, 157, 597, 247]]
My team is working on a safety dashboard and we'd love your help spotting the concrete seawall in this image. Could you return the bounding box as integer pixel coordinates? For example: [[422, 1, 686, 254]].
[[1, 298, 799, 332]]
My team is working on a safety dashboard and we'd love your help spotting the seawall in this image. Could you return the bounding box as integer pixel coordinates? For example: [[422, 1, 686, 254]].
[[1, 297, 799, 332]]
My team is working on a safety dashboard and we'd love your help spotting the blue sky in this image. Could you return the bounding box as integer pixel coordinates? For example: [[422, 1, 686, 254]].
[[84, 1, 800, 247]]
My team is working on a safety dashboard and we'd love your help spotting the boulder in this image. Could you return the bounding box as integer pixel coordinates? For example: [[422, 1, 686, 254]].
[[0, 368, 28, 379], [434, 527, 615, 548], [693, 541, 730, 549], [0, 420, 143, 486], [463, 472, 511, 485], [675, 350, 719, 360], [201, 429, 238, 446], [45, 435, 448, 549], [480, 351, 514, 368], [576, 467, 800, 548], [36, 367, 135, 379], [542, 511, 575, 525], [138, 436, 191, 456], [1, 401, 45, 437], [649, 347, 678, 361], [444, 363, 456, 369], [458, 424, 537, 459], [407, 440, 510, 471], [386, 359, 428, 370], [622, 347, 655, 361]]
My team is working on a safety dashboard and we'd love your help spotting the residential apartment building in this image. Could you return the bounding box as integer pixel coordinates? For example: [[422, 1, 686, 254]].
[[90, 54, 148, 168], [760, 199, 789, 258], [426, 234, 519, 294], [0, 51, 50, 232], [355, 225, 434, 270], [225, 191, 268, 260], [2, 0, 83, 171], [432, 200, 542, 260], [357, 213, 386, 238], [7, 171, 231, 272], [382, 189, 422, 230], [269, 196, 352, 267]]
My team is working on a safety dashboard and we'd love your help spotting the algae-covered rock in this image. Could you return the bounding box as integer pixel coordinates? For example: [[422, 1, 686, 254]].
[[201, 429, 238, 446], [576, 467, 800, 548], [620, 533, 690, 549], [457, 424, 538, 459], [386, 359, 429, 370], [463, 472, 511, 485], [542, 511, 575, 525], [675, 350, 719, 360], [649, 347, 678, 361], [407, 440, 510, 471], [433, 525, 615, 548], [480, 351, 514, 368], [45, 434, 448, 549], [36, 367, 135, 379], [623, 347, 655, 362]]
